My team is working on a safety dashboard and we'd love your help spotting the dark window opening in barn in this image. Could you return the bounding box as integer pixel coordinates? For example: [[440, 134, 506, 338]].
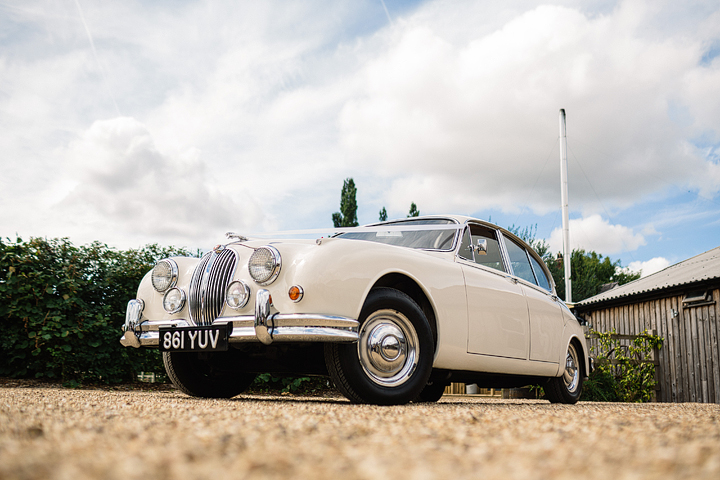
[[682, 290, 712, 307]]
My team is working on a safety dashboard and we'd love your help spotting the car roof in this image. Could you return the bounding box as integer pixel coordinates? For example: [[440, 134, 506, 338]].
[[367, 214, 516, 238]]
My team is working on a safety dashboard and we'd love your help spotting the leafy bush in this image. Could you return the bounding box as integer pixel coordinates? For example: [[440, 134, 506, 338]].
[[0, 237, 197, 384], [581, 330, 663, 403], [581, 367, 621, 402]]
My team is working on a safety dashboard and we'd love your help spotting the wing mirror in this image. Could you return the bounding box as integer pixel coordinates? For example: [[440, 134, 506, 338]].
[[473, 239, 488, 256]]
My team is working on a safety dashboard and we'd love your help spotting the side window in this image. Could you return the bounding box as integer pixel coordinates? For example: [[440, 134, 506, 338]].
[[469, 225, 506, 273], [529, 255, 552, 291], [504, 237, 537, 285], [457, 227, 474, 261]]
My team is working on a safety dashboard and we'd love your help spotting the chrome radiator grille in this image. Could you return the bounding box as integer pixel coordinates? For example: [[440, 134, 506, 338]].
[[188, 248, 238, 326]]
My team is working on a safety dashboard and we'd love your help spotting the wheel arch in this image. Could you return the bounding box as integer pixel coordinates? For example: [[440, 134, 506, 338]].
[[569, 335, 589, 379], [370, 273, 438, 350]]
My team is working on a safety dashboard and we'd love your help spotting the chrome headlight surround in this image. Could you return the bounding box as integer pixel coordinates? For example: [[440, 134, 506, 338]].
[[151, 259, 178, 292], [162, 287, 186, 314], [248, 246, 282, 286], [225, 280, 251, 309]]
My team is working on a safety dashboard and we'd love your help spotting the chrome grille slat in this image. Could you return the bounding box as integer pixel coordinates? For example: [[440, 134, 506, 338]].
[[188, 249, 238, 326], [189, 254, 211, 325]]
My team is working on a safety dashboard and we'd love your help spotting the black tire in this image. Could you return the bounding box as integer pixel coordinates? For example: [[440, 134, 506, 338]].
[[545, 342, 584, 404], [415, 377, 447, 403], [325, 288, 434, 405], [163, 350, 256, 399]]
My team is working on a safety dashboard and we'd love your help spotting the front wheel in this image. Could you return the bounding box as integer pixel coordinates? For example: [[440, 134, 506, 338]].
[[325, 288, 434, 405], [163, 350, 256, 398], [545, 342, 583, 404]]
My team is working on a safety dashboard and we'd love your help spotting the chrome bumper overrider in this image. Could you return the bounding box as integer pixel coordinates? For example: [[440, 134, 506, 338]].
[[120, 289, 359, 348]]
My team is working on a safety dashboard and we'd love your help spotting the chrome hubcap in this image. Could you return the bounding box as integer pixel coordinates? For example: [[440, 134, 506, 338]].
[[563, 344, 580, 394], [358, 310, 419, 387]]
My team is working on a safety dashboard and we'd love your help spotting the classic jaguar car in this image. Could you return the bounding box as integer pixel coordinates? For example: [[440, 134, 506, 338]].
[[121, 215, 589, 405]]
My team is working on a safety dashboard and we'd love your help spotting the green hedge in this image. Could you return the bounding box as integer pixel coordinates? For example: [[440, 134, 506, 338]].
[[0, 237, 197, 385]]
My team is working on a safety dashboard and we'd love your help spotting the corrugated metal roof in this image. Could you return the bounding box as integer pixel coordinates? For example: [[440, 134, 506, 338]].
[[577, 246, 720, 307]]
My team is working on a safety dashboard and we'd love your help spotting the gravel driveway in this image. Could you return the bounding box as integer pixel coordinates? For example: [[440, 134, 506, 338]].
[[1, 384, 719, 480]]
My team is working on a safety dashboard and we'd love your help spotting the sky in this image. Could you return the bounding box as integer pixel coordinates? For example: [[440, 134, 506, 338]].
[[1, 0, 719, 277]]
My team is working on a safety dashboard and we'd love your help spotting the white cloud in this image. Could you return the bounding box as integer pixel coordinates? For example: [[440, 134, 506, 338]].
[[55, 117, 265, 246], [627, 257, 671, 277], [549, 214, 646, 254]]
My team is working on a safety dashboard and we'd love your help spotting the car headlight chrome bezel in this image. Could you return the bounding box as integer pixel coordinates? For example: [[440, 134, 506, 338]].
[[162, 287, 186, 314], [151, 259, 179, 292], [225, 280, 251, 309], [248, 246, 282, 286]]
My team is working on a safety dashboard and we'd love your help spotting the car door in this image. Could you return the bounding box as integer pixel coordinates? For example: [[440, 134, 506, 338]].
[[459, 224, 530, 360], [500, 234, 564, 363]]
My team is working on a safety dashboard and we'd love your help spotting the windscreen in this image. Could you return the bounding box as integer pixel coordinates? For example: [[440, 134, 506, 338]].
[[337, 219, 459, 251]]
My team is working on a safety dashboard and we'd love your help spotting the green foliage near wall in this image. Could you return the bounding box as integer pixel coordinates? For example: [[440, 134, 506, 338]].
[[0, 237, 197, 384], [581, 330, 663, 403]]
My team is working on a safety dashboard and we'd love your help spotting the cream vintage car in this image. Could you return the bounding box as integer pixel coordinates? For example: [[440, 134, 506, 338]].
[[121, 215, 589, 405]]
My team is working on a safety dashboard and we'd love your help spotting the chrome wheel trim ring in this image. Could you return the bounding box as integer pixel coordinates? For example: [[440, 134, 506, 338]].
[[357, 309, 419, 387], [563, 343, 580, 394]]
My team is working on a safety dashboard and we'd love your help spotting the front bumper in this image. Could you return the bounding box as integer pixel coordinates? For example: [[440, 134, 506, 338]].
[[120, 288, 359, 348]]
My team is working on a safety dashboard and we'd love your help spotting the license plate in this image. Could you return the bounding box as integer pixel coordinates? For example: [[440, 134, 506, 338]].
[[159, 325, 229, 352]]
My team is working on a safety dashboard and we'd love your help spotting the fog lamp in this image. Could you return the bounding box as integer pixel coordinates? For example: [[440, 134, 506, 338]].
[[163, 288, 186, 314], [225, 281, 251, 309]]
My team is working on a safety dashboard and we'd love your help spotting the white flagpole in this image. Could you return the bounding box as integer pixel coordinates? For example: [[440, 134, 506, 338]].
[[559, 109, 572, 303]]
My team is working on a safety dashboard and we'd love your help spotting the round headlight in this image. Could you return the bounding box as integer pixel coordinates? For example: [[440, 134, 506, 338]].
[[248, 246, 282, 285], [151, 259, 178, 292], [163, 288, 186, 314], [225, 281, 251, 309]]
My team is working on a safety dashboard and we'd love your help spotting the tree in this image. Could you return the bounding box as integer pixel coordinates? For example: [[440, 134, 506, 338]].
[[379, 207, 388, 222], [407, 202, 419, 217], [544, 249, 641, 303], [332, 178, 358, 227]]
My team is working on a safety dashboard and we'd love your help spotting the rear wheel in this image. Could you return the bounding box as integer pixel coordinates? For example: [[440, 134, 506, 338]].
[[163, 350, 256, 398], [325, 288, 434, 405], [545, 342, 583, 404]]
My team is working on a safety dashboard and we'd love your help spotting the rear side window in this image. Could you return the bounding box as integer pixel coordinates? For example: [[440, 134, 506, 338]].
[[529, 255, 552, 291], [503, 237, 537, 285]]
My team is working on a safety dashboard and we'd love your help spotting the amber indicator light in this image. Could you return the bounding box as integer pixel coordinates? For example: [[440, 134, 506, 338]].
[[288, 286, 304, 302]]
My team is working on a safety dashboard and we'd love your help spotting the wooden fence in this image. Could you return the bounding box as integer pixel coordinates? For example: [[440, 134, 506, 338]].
[[443, 383, 502, 397], [582, 287, 720, 403]]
